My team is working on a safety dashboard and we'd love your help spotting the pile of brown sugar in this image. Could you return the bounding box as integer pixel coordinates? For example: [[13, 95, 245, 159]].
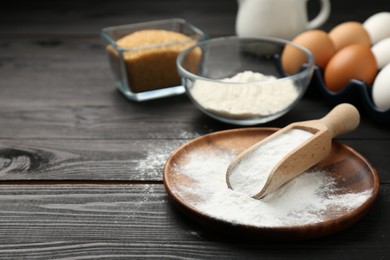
[[107, 29, 198, 93]]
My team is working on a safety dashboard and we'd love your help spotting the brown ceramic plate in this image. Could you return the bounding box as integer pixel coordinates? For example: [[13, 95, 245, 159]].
[[163, 128, 380, 240]]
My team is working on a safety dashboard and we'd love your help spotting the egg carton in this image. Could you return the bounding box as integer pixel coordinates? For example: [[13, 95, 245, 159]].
[[310, 66, 390, 127]]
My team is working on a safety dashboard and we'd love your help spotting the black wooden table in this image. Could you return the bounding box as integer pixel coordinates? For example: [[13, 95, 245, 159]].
[[0, 1, 389, 258]]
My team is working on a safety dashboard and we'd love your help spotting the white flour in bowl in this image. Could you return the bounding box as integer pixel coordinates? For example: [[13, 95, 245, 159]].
[[190, 71, 299, 118], [172, 151, 372, 227]]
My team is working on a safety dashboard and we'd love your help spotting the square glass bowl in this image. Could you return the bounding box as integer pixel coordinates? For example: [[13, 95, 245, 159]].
[[101, 18, 207, 101]]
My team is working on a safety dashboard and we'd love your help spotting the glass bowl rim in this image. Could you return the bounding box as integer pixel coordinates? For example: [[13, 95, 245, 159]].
[[176, 35, 315, 85], [101, 18, 207, 53]]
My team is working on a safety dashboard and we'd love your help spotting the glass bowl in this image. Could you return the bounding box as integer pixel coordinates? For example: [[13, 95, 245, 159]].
[[101, 18, 207, 102], [176, 36, 315, 125]]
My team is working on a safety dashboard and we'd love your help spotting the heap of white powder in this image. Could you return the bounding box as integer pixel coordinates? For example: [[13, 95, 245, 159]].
[[190, 71, 299, 118], [172, 151, 372, 227], [228, 129, 314, 197]]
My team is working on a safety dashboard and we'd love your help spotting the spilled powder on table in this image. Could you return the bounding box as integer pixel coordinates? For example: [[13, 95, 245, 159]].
[[178, 130, 201, 139], [172, 151, 372, 227], [135, 149, 169, 179], [135, 134, 198, 179]]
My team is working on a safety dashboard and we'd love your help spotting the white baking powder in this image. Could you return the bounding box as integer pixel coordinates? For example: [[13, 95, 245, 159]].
[[190, 71, 299, 118], [172, 151, 371, 227], [228, 129, 313, 197]]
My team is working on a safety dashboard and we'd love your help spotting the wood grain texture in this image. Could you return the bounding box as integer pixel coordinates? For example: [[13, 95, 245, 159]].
[[0, 37, 388, 137], [0, 0, 388, 37], [0, 96, 388, 140], [0, 100, 206, 139], [0, 139, 188, 181], [0, 184, 388, 259], [0, 139, 388, 182], [0, 0, 389, 258], [0, 38, 116, 107], [0, 0, 237, 37]]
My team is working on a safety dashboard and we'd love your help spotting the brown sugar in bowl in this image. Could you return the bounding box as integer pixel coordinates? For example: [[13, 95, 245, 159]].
[[107, 30, 198, 93], [101, 19, 206, 101]]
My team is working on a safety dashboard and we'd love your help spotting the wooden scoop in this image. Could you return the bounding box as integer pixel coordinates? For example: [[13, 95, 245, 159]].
[[226, 103, 360, 199]]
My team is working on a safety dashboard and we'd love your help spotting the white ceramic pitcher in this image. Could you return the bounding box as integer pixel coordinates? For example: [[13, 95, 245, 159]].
[[236, 0, 331, 40]]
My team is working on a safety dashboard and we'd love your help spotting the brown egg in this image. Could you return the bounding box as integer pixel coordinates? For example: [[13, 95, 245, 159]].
[[329, 22, 371, 51], [324, 44, 377, 92], [282, 30, 336, 74]]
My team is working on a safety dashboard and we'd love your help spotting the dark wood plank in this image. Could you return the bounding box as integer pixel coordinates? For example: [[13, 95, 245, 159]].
[[0, 38, 388, 138], [0, 0, 237, 37], [0, 139, 189, 181], [0, 37, 388, 184], [0, 95, 388, 140], [0, 38, 115, 107], [343, 140, 390, 184], [0, 1, 388, 258], [0, 0, 388, 37], [0, 139, 389, 183], [0, 184, 387, 259], [0, 99, 206, 139]]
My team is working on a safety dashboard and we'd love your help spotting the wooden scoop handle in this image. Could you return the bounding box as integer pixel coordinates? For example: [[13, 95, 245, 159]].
[[319, 103, 360, 138]]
